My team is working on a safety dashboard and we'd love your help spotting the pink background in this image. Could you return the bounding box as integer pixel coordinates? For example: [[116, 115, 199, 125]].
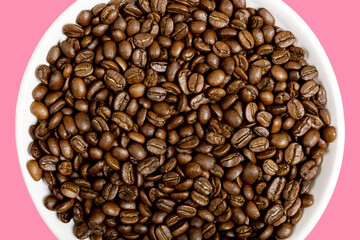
[[0, 0, 358, 239]]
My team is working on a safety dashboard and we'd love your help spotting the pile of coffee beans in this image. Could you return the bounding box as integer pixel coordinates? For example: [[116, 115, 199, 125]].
[[27, 0, 337, 239]]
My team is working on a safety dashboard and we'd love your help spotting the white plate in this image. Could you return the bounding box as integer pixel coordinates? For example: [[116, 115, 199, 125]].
[[16, 0, 345, 239]]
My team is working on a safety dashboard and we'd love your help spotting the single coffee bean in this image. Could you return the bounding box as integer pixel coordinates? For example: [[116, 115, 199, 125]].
[[63, 24, 84, 38], [231, 128, 252, 149], [61, 182, 80, 198], [177, 204, 197, 218], [301, 194, 315, 208], [104, 70, 126, 92], [238, 30, 255, 50], [267, 176, 286, 201], [155, 225, 172, 240], [274, 31, 296, 48], [242, 162, 260, 185], [134, 33, 154, 48], [276, 222, 293, 239], [146, 138, 167, 155], [301, 65, 318, 80], [209, 11, 229, 29], [249, 137, 269, 153], [284, 143, 304, 165], [184, 162, 203, 178], [194, 177, 213, 196], [30, 102, 49, 120], [263, 159, 278, 176], [39, 155, 59, 171], [322, 126, 337, 143], [27, 160, 43, 181], [300, 160, 318, 180]]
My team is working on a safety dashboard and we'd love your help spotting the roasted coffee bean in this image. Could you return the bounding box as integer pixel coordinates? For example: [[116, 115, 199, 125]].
[[27, 160, 43, 181], [276, 223, 293, 239], [177, 204, 197, 218], [263, 159, 278, 176], [155, 225, 172, 240], [39, 155, 59, 171], [194, 177, 213, 196], [30, 102, 49, 120], [221, 152, 244, 168], [267, 177, 286, 201], [184, 162, 202, 179], [104, 70, 126, 92], [163, 171, 181, 187], [249, 137, 269, 153], [274, 31, 296, 48], [300, 160, 319, 180], [301, 66, 318, 81], [231, 128, 252, 149], [242, 162, 260, 185], [61, 182, 80, 199], [209, 11, 229, 29], [193, 153, 216, 170], [111, 112, 134, 131], [322, 126, 337, 143], [118, 185, 138, 202], [146, 138, 167, 155]]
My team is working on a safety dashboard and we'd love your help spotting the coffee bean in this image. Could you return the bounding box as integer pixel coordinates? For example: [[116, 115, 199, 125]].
[[207, 69, 226, 86], [30, 102, 49, 120], [270, 132, 290, 149], [134, 33, 154, 48], [231, 128, 252, 149], [39, 155, 59, 171], [271, 65, 288, 82], [213, 41, 231, 58], [193, 153, 216, 170], [284, 143, 304, 165], [27, 160, 43, 181], [300, 160, 318, 180], [177, 204, 197, 218], [155, 225, 172, 240], [61, 182, 80, 198], [118, 185, 138, 202], [184, 162, 203, 178], [276, 222, 293, 239], [194, 177, 213, 196], [302, 128, 320, 148], [220, 152, 244, 168], [104, 70, 126, 92], [63, 24, 84, 38], [287, 99, 305, 120], [238, 30, 255, 50], [249, 137, 269, 153], [111, 112, 134, 132], [274, 31, 296, 48], [209, 11, 229, 29], [322, 126, 337, 143], [242, 162, 260, 185], [120, 162, 135, 185], [235, 225, 252, 238], [146, 138, 167, 155], [263, 159, 278, 176], [73, 63, 93, 78], [267, 177, 286, 201], [202, 222, 216, 238], [301, 65, 318, 80]]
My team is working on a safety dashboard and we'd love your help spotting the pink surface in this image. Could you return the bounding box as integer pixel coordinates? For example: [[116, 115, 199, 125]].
[[0, 0, 358, 239]]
